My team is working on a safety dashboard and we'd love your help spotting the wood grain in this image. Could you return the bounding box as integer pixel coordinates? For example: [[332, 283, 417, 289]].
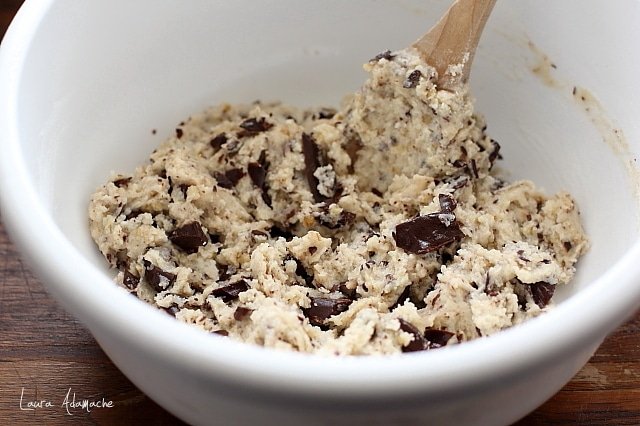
[[0, 2, 638, 425]]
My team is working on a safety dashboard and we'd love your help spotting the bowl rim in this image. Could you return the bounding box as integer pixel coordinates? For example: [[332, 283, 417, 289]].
[[2, 0, 640, 400]]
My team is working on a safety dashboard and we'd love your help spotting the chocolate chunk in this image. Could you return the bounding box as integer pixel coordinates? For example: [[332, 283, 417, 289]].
[[343, 133, 363, 174], [247, 162, 266, 188], [438, 194, 457, 213], [398, 319, 428, 352], [394, 210, 464, 254], [211, 280, 249, 303], [214, 172, 233, 189], [529, 282, 555, 308], [212, 330, 229, 336], [124, 209, 144, 221], [238, 117, 273, 137], [163, 305, 180, 317], [403, 70, 423, 89], [563, 241, 572, 251], [178, 184, 190, 198], [270, 226, 295, 241], [308, 246, 318, 255], [248, 150, 271, 206], [370, 50, 395, 62], [215, 168, 245, 189], [176, 128, 184, 139], [371, 188, 384, 197], [423, 327, 454, 349], [469, 159, 479, 178], [285, 255, 314, 287], [123, 270, 140, 290], [489, 139, 501, 165], [216, 263, 231, 281], [113, 177, 132, 188], [143, 260, 176, 292], [332, 282, 356, 300], [317, 108, 336, 119], [304, 297, 352, 327], [302, 133, 327, 202], [233, 306, 254, 321], [319, 211, 356, 230], [168, 221, 208, 254], [210, 133, 228, 150], [391, 286, 412, 310]]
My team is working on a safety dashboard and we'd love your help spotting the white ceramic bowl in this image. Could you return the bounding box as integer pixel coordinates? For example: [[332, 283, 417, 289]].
[[1, 1, 639, 425]]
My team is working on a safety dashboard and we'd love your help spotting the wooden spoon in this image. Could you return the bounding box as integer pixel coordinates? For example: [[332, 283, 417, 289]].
[[413, 0, 496, 90]]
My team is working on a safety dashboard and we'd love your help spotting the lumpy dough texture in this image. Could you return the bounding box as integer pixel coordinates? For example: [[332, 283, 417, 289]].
[[89, 49, 588, 355]]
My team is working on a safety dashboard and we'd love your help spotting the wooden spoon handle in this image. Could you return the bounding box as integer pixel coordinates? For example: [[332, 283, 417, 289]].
[[413, 0, 496, 89]]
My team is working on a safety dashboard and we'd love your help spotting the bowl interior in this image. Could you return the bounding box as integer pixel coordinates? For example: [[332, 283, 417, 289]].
[[13, 0, 640, 307]]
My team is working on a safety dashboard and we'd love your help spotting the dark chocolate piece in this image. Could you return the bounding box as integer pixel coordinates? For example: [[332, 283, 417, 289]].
[[304, 297, 352, 327], [370, 50, 395, 62], [210, 133, 228, 150], [248, 150, 271, 206], [285, 255, 314, 287], [233, 306, 254, 321], [302, 133, 327, 203], [470, 159, 479, 178], [390, 285, 412, 310], [212, 330, 229, 336], [143, 260, 176, 292], [123, 270, 140, 290], [113, 177, 132, 188], [343, 133, 363, 174], [331, 282, 356, 300], [215, 168, 245, 189], [211, 280, 249, 303], [168, 221, 208, 254], [423, 327, 454, 349], [403, 70, 423, 89], [317, 108, 336, 119], [394, 211, 464, 255], [238, 117, 273, 137], [529, 282, 555, 308], [176, 128, 184, 139], [489, 139, 501, 165], [398, 319, 428, 352], [319, 211, 356, 230], [438, 194, 457, 213], [163, 305, 180, 316], [270, 226, 295, 241]]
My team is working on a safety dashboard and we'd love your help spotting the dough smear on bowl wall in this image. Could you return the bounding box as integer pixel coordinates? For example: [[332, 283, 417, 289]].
[[88, 48, 588, 355]]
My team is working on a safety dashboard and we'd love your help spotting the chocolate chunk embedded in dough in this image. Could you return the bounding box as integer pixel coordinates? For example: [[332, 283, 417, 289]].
[[143, 260, 176, 292], [122, 270, 140, 290], [215, 168, 244, 189], [237, 117, 273, 137], [168, 222, 208, 254], [398, 319, 428, 352], [403, 70, 423, 89], [394, 213, 464, 254], [112, 177, 132, 188], [424, 327, 454, 349], [302, 133, 327, 203], [234, 306, 254, 321], [438, 194, 457, 213], [304, 297, 352, 327], [529, 281, 555, 308], [211, 280, 249, 303], [210, 133, 228, 150], [248, 150, 272, 206], [370, 50, 395, 62]]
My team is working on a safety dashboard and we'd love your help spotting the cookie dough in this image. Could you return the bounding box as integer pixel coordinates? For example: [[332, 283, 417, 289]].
[[89, 48, 588, 355]]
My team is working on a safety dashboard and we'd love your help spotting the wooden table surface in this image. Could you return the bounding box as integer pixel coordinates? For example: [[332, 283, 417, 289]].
[[1, 3, 639, 425]]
